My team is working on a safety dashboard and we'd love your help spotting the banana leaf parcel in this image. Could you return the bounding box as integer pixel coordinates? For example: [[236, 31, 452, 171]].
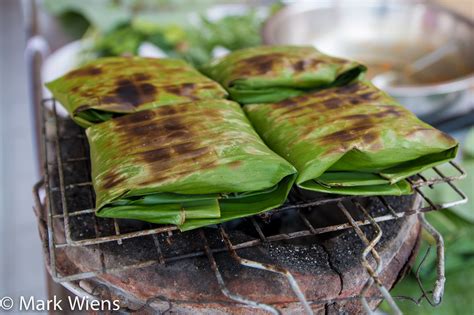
[[87, 99, 296, 231], [201, 45, 366, 104], [46, 56, 227, 127], [244, 81, 458, 195]]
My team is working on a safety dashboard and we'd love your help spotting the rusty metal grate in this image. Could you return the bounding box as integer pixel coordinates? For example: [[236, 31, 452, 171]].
[[34, 98, 468, 314]]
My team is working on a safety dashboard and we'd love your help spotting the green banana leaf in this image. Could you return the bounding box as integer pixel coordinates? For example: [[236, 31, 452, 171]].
[[46, 56, 227, 127], [244, 81, 458, 195], [201, 45, 366, 104], [86, 99, 296, 230]]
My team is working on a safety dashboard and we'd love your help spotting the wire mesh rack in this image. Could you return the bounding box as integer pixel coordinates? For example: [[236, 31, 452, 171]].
[[33, 98, 468, 314]]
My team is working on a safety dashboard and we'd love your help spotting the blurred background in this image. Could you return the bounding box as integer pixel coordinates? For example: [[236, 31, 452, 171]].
[[0, 0, 472, 314]]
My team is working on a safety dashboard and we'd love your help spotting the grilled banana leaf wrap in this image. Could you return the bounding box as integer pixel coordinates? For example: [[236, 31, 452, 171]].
[[46, 57, 227, 127], [87, 99, 296, 231], [244, 81, 458, 195], [201, 45, 366, 104]]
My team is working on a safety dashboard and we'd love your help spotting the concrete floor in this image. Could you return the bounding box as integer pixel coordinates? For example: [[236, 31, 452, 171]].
[[0, 0, 47, 306]]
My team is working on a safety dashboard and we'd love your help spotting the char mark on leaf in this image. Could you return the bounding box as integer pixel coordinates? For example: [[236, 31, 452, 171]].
[[228, 160, 242, 169], [73, 104, 91, 114], [373, 106, 403, 118], [349, 97, 361, 105], [101, 96, 119, 104], [164, 83, 196, 98], [319, 124, 373, 144], [139, 147, 173, 163], [182, 83, 196, 90], [322, 98, 342, 109], [115, 79, 141, 107], [200, 83, 220, 90], [140, 83, 157, 95], [173, 143, 210, 158], [200, 108, 222, 119], [343, 114, 370, 120], [359, 92, 377, 100], [335, 82, 363, 94], [292, 58, 321, 72], [362, 132, 378, 144], [276, 103, 308, 117], [122, 120, 185, 137], [163, 117, 185, 132], [274, 98, 298, 107], [438, 131, 457, 144], [102, 171, 126, 189], [350, 124, 373, 133], [66, 66, 102, 78], [111, 78, 158, 107], [292, 60, 307, 72], [134, 73, 151, 81], [115, 110, 156, 126], [319, 130, 356, 143], [125, 123, 161, 136], [240, 53, 285, 74], [158, 106, 178, 115]]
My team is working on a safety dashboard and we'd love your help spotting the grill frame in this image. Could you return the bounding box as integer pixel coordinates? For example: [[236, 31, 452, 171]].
[[34, 98, 468, 314]]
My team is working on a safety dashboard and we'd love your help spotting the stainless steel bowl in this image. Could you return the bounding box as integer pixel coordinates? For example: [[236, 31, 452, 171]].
[[263, 0, 474, 117]]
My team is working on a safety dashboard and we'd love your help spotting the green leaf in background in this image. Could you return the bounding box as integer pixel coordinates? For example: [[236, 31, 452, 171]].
[[382, 128, 474, 314], [385, 267, 474, 315], [424, 160, 474, 223], [43, 0, 218, 34], [382, 210, 474, 314], [199, 13, 263, 51], [202, 45, 366, 103], [55, 11, 90, 38], [86, 100, 296, 230], [45, 56, 227, 127], [44, 0, 130, 33], [244, 80, 458, 195], [423, 127, 474, 222], [44, 0, 270, 66], [464, 127, 474, 158], [92, 24, 145, 56]]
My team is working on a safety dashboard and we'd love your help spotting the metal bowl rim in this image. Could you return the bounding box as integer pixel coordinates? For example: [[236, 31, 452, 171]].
[[262, 0, 474, 96]]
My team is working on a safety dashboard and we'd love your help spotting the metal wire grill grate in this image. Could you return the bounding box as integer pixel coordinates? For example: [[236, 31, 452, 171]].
[[34, 98, 468, 314]]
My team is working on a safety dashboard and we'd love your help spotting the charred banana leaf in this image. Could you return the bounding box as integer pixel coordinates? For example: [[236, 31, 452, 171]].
[[87, 99, 296, 230], [201, 45, 366, 104], [46, 57, 227, 127], [244, 81, 458, 195]]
